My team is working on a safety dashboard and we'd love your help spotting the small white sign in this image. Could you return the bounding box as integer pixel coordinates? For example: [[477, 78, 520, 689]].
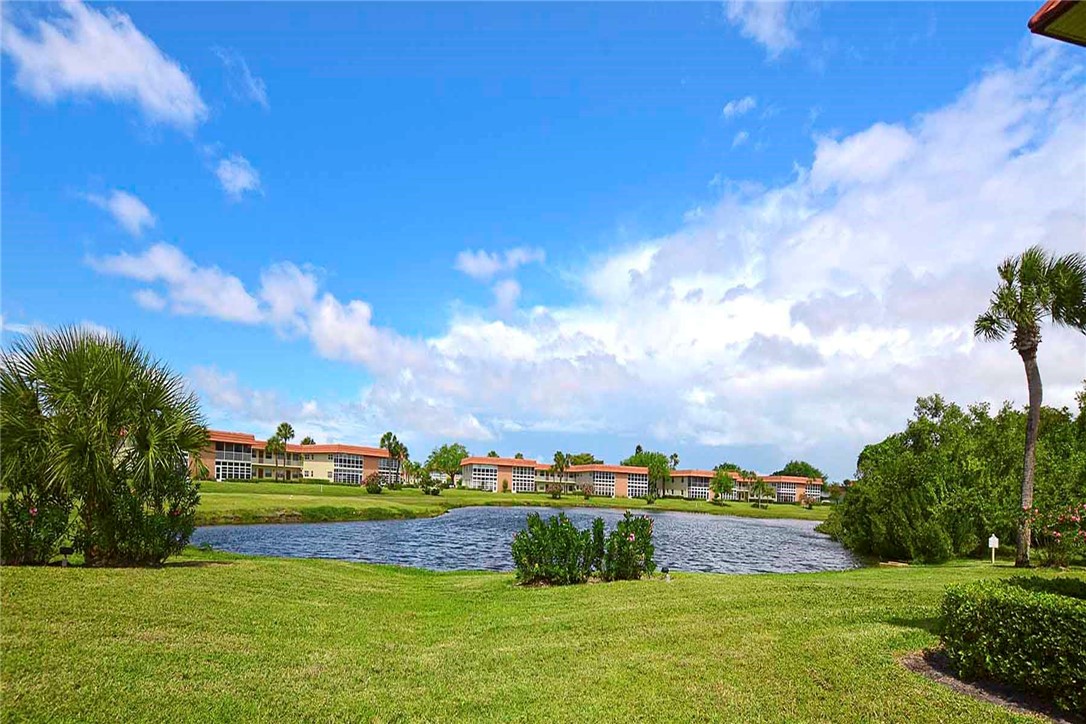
[[988, 534, 999, 549]]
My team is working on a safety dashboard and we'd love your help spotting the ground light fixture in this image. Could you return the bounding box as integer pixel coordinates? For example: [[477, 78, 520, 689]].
[[1029, 0, 1086, 46], [59, 546, 73, 567], [661, 566, 671, 583]]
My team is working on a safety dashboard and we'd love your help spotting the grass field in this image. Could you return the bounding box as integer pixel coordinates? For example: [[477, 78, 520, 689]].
[[195, 481, 831, 526], [3, 554, 1081, 722]]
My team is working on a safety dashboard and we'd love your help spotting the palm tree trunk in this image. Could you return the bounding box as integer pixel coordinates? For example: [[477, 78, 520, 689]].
[[1017, 347, 1043, 567]]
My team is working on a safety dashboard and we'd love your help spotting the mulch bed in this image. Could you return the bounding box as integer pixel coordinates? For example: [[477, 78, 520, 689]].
[[900, 649, 1081, 724]]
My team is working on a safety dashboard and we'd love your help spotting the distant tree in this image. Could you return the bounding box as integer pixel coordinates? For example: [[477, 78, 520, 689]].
[[380, 431, 408, 484], [275, 422, 295, 477], [552, 451, 568, 476], [566, 452, 602, 465], [772, 460, 826, 480], [514, 452, 524, 459], [748, 475, 774, 509], [825, 483, 846, 503], [635, 444, 643, 455], [669, 452, 680, 470], [426, 443, 469, 487], [265, 436, 285, 479], [975, 245, 1086, 566], [623, 448, 671, 500], [715, 462, 742, 473], [710, 469, 735, 504], [487, 450, 499, 458], [300, 436, 316, 445]]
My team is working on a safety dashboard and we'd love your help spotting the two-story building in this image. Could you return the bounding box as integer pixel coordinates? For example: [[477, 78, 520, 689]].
[[197, 430, 399, 484]]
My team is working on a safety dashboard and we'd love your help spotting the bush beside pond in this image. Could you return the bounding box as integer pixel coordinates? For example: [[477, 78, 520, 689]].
[[511, 511, 655, 585], [940, 577, 1086, 717]]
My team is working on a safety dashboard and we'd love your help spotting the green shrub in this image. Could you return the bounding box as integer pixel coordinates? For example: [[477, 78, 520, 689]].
[[601, 512, 656, 582], [912, 518, 953, 563], [76, 479, 200, 566], [0, 491, 71, 565], [364, 473, 382, 494], [590, 517, 605, 571], [941, 578, 1086, 717], [511, 512, 593, 585], [546, 482, 562, 500]]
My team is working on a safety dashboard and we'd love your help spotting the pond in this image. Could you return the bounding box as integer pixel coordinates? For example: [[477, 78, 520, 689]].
[[192, 506, 859, 574]]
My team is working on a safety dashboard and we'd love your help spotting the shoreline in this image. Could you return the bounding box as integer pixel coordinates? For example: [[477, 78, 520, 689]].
[[194, 481, 833, 527]]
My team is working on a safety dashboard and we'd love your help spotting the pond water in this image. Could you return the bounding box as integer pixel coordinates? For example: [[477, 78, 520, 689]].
[[192, 506, 859, 574]]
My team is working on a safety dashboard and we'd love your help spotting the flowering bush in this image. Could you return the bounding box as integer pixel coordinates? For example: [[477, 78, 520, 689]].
[[1028, 502, 1086, 567], [546, 482, 562, 500], [601, 511, 656, 582], [0, 491, 71, 565], [511, 512, 593, 585], [364, 473, 383, 494], [511, 511, 656, 585], [580, 482, 592, 500]]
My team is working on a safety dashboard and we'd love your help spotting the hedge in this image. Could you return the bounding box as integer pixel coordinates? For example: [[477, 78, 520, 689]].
[[940, 577, 1086, 717]]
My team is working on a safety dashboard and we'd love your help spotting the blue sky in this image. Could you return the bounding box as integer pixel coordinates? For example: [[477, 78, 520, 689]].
[[3, 2, 1084, 480]]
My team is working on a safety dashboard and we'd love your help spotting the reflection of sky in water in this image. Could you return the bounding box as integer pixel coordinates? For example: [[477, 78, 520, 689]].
[[193, 506, 859, 574]]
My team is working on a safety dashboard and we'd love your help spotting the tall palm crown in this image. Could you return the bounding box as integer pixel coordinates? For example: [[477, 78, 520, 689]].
[[975, 245, 1086, 348], [974, 245, 1086, 566]]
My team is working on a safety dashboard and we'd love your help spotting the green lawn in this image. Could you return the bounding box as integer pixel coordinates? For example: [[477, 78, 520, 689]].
[[195, 481, 831, 526], [3, 554, 1080, 722]]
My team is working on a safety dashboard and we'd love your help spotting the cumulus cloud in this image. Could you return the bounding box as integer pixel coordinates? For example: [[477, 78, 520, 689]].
[[214, 47, 268, 109], [2, 0, 207, 130], [724, 1, 802, 58], [88, 242, 262, 322], [454, 246, 545, 280], [732, 130, 750, 148], [215, 154, 262, 200], [721, 95, 757, 119], [493, 279, 521, 315], [83, 189, 155, 236], [91, 45, 1086, 477]]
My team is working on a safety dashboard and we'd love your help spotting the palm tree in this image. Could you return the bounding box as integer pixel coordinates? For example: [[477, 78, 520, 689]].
[[275, 422, 295, 479], [975, 245, 1086, 566], [300, 436, 315, 445], [669, 452, 680, 470], [380, 431, 407, 485], [744, 471, 772, 509], [1, 327, 207, 565], [265, 436, 285, 480]]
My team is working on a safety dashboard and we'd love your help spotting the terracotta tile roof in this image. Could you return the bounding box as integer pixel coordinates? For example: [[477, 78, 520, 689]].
[[762, 475, 823, 484], [207, 429, 257, 444], [670, 469, 716, 479], [460, 456, 538, 467], [1029, 0, 1086, 46], [566, 464, 649, 474], [299, 444, 390, 457]]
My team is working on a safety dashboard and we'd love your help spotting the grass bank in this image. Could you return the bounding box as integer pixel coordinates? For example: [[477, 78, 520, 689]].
[[195, 481, 831, 526], [3, 555, 1081, 721]]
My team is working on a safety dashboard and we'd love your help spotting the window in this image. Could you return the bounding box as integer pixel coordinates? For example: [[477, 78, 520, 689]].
[[775, 482, 796, 503], [511, 466, 534, 493], [214, 459, 251, 481], [471, 465, 498, 492], [689, 481, 710, 500], [332, 453, 364, 485], [626, 473, 648, 498], [592, 471, 615, 497]]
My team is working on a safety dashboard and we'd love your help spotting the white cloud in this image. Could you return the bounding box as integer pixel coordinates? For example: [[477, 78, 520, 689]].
[[88, 242, 262, 323], [91, 45, 1086, 477], [724, 1, 801, 58], [721, 95, 757, 119], [2, 0, 207, 130], [454, 246, 545, 280], [732, 130, 750, 148], [83, 189, 155, 236], [493, 279, 521, 314], [810, 122, 917, 190], [214, 47, 268, 109], [214, 154, 262, 200]]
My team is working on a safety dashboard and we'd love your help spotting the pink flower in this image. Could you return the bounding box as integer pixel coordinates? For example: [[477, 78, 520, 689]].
[[29, 507, 37, 517], [627, 533, 635, 542]]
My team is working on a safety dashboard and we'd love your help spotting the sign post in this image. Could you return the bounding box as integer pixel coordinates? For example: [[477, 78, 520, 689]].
[[988, 534, 999, 564]]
